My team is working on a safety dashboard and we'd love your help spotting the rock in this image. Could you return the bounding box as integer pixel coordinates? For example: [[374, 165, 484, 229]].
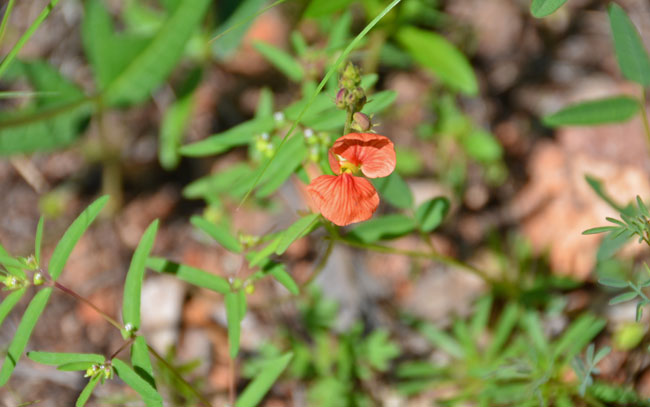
[[140, 275, 186, 352]]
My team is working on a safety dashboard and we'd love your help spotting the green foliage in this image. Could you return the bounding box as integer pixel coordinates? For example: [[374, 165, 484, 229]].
[[26, 351, 105, 366], [112, 358, 163, 406], [122, 220, 159, 332], [530, 0, 568, 18], [608, 3, 650, 87], [572, 344, 611, 396], [226, 290, 244, 358], [347, 214, 416, 243], [395, 26, 477, 95], [275, 214, 320, 255], [236, 352, 293, 407], [0, 61, 91, 156], [543, 96, 640, 127], [371, 172, 413, 209], [191, 215, 243, 253], [254, 41, 304, 82], [415, 197, 449, 232], [147, 257, 230, 294]]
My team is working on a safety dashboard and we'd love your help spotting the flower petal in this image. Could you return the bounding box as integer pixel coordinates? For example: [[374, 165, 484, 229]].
[[307, 173, 379, 226], [329, 133, 396, 178]]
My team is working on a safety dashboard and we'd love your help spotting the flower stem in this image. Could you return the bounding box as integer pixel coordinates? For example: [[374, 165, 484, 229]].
[[640, 89, 650, 153], [343, 109, 353, 135], [53, 281, 123, 330]]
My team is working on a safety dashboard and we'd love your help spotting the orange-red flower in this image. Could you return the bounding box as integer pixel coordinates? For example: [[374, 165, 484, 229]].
[[307, 133, 396, 226]]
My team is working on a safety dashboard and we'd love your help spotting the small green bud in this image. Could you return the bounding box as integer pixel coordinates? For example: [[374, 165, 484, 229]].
[[245, 284, 255, 295], [273, 112, 285, 124], [351, 112, 372, 132], [33, 272, 44, 286], [85, 364, 99, 378], [232, 278, 243, 290], [309, 146, 320, 162], [614, 322, 645, 350]]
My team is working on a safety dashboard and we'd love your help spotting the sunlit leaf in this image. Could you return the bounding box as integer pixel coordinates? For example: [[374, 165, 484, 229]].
[[112, 358, 163, 406], [348, 214, 416, 243], [416, 197, 450, 233], [275, 213, 319, 255], [543, 96, 639, 127], [0, 288, 26, 329], [226, 291, 242, 358], [371, 172, 413, 209], [530, 0, 567, 18], [236, 353, 293, 407], [76, 374, 101, 407], [147, 257, 230, 294], [27, 351, 104, 366], [253, 41, 304, 82], [609, 4, 650, 87], [191, 216, 242, 253]]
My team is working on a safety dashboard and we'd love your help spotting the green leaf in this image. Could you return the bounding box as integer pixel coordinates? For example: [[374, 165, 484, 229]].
[[49, 196, 109, 281], [0, 288, 26, 329], [0, 244, 24, 278], [57, 361, 100, 371], [89, 0, 212, 105], [462, 130, 502, 162], [247, 237, 281, 268], [608, 4, 650, 87], [609, 291, 638, 305], [256, 87, 274, 118], [419, 322, 464, 359], [275, 213, 319, 255], [255, 135, 307, 198], [0, 254, 26, 270], [395, 26, 477, 95], [159, 77, 198, 169], [180, 117, 274, 157], [76, 374, 101, 407], [183, 163, 253, 200], [0, 61, 91, 156], [0, 287, 53, 385], [253, 41, 304, 82], [543, 96, 640, 127], [415, 197, 450, 232], [236, 352, 293, 407], [363, 90, 397, 114], [264, 263, 299, 295], [520, 311, 549, 355], [554, 314, 605, 362], [598, 277, 628, 288], [361, 330, 400, 372], [530, 0, 567, 18], [347, 214, 416, 243], [123, 220, 159, 330], [27, 351, 104, 366], [112, 358, 163, 406], [131, 336, 156, 391], [226, 291, 242, 358], [35, 216, 44, 266], [147, 257, 230, 294], [211, 0, 268, 59], [583, 226, 619, 235], [191, 215, 242, 253], [371, 172, 414, 209], [303, 0, 354, 17]]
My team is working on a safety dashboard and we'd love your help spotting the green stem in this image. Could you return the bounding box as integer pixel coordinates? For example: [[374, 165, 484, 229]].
[[0, 0, 62, 79], [343, 109, 353, 135], [147, 344, 214, 407], [640, 90, 650, 151], [0, 0, 17, 47], [53, 281, 123, 331]]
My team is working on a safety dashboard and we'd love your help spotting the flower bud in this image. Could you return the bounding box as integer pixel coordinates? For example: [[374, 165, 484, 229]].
[[245, 284, 255, 295], [335, 89, 347, 109], [351, 112, 372, 131], [232, 278, 243, 290], [33, 272, 44, 286]]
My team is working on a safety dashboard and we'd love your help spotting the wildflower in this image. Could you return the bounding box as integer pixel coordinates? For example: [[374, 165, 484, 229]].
[[307, 133, 396, 226]]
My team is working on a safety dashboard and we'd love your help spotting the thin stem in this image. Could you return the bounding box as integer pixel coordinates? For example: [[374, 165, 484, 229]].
[[640, 90, 650, 152], [53, 281, 123, 330], [0, 0, 17, 47], [228, 355, 236, 406], [0, 0, 62, 79], [301, 239, 334, 288], [332, 235, 496, 285], [147, 344, 214, 407], [109, 337, 135, 360], [343, 109, 353, 135]]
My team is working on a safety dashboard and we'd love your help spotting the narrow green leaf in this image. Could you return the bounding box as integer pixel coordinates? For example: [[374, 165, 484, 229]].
[[57, 361, 99, 371], [247, 238, 281, 268], [253, 41, 304, 82], [303, 0, 354, 17], [554, 315, 605, 362], [418, 323, 464, 359], [256, 87, 274, 118], [371, 172, 413, 209], [226, 291, 242, 358], [609, 291, 638, 305], [191, 216, 242, 253], [0, 254, 26, 270], [609, 4, 650, 87], [363, 90, 397, 114], [183, 164, 252, 200], [530, 0, 567, 18], [35, 216, 44, 266], [395, 26, 477, 95], [211, 0, 268, 59], [255, 134, 307, 198], [463, 130, 502, 162], [520, 311, 549, 355], [102, 0, 212, 105], [180, 117, 274, 157], [0, 288, 26, 329], [0, 287, 53, 385], [275, 214, 319, 255], [265, 263, 299, 295], [236, 352, 293, 407], [27, 351, 104, 366], [131, 336, 156, 391], [112, 358, 163, 406], [147, 257, 230, 294], [159, 88, 196, 170], [123, 220, 159, 330], [76, 374, 101, 407], [49, 196, 109, 281], [0, 244, 24, 278], [348, 214, 416, 244], [543, 96, 639, 127], [583, 226, 619, 235], [598, 277, 628, 288], [469, 296, 492, 338], [486, 302, 519, 359], [415, 197, 450, 233]]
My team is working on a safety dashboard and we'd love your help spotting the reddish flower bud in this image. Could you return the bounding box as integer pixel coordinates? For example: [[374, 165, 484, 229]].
[[351, 112, 372, 131]]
